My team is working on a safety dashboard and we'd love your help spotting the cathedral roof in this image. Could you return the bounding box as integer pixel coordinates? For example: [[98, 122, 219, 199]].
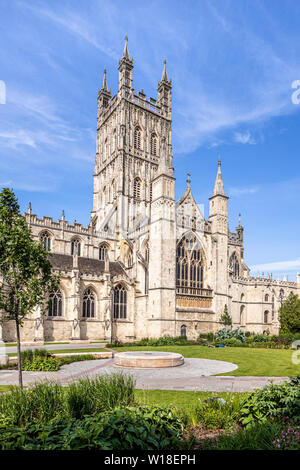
[[176, 173, 205, 220], [50, 254, 126, 277]]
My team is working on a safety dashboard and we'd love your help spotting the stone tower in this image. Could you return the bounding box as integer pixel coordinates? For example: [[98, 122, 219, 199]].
[[209, 160, 229, 315], [91, 37, 173, 241]]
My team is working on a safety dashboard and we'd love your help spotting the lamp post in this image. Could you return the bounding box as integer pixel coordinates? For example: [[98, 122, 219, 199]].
[[110, 286, 115, 344]]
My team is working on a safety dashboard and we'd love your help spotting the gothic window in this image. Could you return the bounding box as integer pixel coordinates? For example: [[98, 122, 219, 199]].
[[71, 238, 81, 256], [82, 289, 95, 318], [229, 253, 240, 277], [264, 310, 269, 324], [99, 243, 109, 261], [240, 305, 246, 326], [48, 289, 62, 317], [180, 325, 187, 337], [265, 294, 269, 302], [40, 231, 51, 251], [113, 284, 127, 319], [134, 127, 141, 150], [176, 236, 204, 294], [133, 178, 141, 200], [150, 134, 157, 156]]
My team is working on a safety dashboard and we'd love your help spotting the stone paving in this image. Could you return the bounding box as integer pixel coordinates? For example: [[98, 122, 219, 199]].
[[0, 357, 289, 392]]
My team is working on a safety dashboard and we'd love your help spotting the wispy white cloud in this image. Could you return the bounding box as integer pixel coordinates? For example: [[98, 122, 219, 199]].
[[250, 258, 300, 274], [228, 186, 258, 197], [234, 131, 256, 145]]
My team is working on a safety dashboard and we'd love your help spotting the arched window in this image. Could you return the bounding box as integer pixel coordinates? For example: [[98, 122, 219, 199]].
[[40, 231, 51, 251], [240, 305, 246, 326], [82, 289, 95, 318], [99, 243, 109, 261], [180, 325, 187, 337], [134, 127, 141, 149], [265, 294, 269, 302], [113, 284, 127, 319], [48, 289, 62, 317], [229, 253, 240, 277], [241, 293, 245, 302], [176, 235, 204, 294], [264, 310, 269, 324], [150, 134, 157, 156], [133, 178, 141, 200], [71, 238, 81, 256]]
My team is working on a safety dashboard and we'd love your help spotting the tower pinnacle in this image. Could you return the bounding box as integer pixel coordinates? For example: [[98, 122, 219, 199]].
[[101, 69, 108, 91], [161, 58, 169, 82], [212, 158, 226, 197], [123, 35, 130, 60]]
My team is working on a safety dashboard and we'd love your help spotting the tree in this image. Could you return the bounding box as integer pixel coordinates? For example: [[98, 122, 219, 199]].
[[279, 292, 300, 334], [0, 189, 59, 388], [220, 304, 232, 328]]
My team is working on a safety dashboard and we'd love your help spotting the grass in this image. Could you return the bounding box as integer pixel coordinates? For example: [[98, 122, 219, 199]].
[[0, 385, 12, 393], [8, 347, 107, 357], [135, 389, 246, 419], [113, 345, 300, 376]]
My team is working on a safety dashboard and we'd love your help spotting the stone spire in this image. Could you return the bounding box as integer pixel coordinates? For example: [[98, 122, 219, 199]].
[[123, 35, 130, 60], [161, 59, 169, 82], [101, 68, 108, 91], [28, 202, 32, 215], [212, 159, 226, 197]]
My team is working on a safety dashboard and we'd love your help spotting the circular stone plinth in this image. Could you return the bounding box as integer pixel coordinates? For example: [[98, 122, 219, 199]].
[[114, 351, 184, 369]]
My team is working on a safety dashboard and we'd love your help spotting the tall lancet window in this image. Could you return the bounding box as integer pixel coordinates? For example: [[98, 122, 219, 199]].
[[71, 238, 81, 256], [229, 253, 240, 277], [134, 127, 141, 149], [48, 289, 62, 317], [150, 134, 157, 156], [133, 178, 141, 200], [99, 243, 109, 261], [113, 284, 127, 319], [176, 236, 204, 295], [40, 231, 51, 251], [82, 289, 95, 318]]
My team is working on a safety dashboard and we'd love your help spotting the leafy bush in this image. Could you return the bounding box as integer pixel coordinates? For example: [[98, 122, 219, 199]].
[[22, 357, 60, 371], [195, 394, 243, 430], [279, 292, 300, 334], [273, 419, 300, 450], [0, 406, 184, 450], [108, 335, 195, 348], [214, 338, 244, 347], [215, 328, 246, 343], [0, 374, 135, 427], [201, 420, 284, 450], [239, 379, 300, 429]]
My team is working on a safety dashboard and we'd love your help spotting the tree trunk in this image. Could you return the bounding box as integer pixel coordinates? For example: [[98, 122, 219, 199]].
[[15, 317, 23, 390]]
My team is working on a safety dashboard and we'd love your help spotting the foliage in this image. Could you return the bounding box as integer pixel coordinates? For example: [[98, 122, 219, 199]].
[[0, 188, 59, 388], [0, 373, 135, 427], [22, 357, 60, 371], [0, 406, 184, 450], [273, 419, 300, 449], [195, 394, 243, 430], [219, 304, 232, 327], [215, 327, 246, 342], [108, 335, 195, 348], [201, 420, 284, 450], [279, 292, 300, 334], [239, 379, 300, 429]]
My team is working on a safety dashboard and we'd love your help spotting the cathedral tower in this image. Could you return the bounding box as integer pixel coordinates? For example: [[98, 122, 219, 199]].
[[91, 38, 173, 241], [209, 160, 229, 314]]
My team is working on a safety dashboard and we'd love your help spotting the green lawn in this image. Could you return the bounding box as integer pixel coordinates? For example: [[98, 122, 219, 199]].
[[8, 347, 107, 357], [135, 389, 245, 418], [113, 345, 300, 377]]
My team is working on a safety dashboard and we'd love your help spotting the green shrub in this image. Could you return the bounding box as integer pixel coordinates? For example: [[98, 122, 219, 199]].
[[0, 373, 136, 427], [22, 357, 60, 371], [239, 378, 300, 429], [195, 394, 243, 430], [0, 406, 184, 450], [201, 420, 284, 450], [214, 338, 244, 347], [215, 328, 246, 342]]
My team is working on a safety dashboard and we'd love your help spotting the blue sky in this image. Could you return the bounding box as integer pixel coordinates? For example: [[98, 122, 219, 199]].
[[0, 0, 300, 279]]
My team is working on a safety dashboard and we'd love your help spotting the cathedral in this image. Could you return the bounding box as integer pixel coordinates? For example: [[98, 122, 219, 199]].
[[2, 38, 299, 343]]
